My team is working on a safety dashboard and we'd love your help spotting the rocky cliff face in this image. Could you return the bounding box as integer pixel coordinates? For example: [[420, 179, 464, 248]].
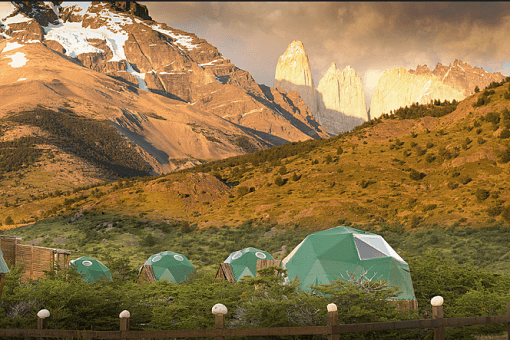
[[273, 40, 317, 118], [316, 63, 368, 135], [370, 60, 506, 119], [274, 41, 368, 135], [0, 1, 328, 174]]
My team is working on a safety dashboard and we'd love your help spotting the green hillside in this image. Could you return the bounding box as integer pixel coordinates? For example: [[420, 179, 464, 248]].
[[2, 79, 510, 233]]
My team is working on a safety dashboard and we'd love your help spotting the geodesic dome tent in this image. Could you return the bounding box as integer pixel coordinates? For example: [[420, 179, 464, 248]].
[[138, 251, 195, 284], [282, 226, 416, 306], [215, 247, 277, 282], [69, 256, 112, 283]]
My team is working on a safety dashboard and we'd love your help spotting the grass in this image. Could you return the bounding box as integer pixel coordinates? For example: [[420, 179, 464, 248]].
[[2, 81, 510, 231]]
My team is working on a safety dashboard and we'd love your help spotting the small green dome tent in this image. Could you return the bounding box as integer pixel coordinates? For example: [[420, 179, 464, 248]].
[[282, 226, 416, 304], [69, 256, 112, 283], [138, 251, 195, 284], [222, 247, 275, 282]]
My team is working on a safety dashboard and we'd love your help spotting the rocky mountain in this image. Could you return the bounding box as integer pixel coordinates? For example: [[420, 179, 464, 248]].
[[274, 40, 368, 135], [0, 1, 327, 177], [369, 60, 506, 119], [273, 40, 317, 118], [316, 63, 368, 135]]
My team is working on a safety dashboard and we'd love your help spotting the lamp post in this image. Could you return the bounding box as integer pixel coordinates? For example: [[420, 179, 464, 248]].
[[37, 309, 50, 340], [327, 303, 339, 340], [431, 296, 444, 340], [212, 303, 227, 340], [119, 310, 130, 332]]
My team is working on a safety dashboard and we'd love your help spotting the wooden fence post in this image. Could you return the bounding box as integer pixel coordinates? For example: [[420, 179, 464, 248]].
[[431, 296, 444, 340], [119, 310, 130, 340], [327, 303, 339, 340], [37, 309, 50, 340], [212, 303, 228, 340]]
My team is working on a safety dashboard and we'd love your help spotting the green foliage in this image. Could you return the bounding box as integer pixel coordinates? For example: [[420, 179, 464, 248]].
[[237, 185, 250, 197], [475, 188, 490, 201], [336, 146, 344, 155], [8, 109, 152, 177], [274, 175, 284, 186], [388, 99, 459, 120], [278, 165, 287, 176], [4, 216, 14, 225], [0, 137, 43, 173], [409, 169, 424, 181], [474, 86, 480, 93]]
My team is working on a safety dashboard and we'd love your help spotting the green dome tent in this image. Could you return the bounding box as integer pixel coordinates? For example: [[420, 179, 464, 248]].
[[138, 251, 195, 284], [282, 226, 416, 304], [221, 247, 275, 282], [69, 256, 112, 283]]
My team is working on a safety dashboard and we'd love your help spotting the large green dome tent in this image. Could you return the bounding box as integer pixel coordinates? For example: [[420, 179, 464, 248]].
[[69, 256, 112, 283], [137, 251, 195, 284], [215, 247, 280, 282], [282, 226, 417, 308]]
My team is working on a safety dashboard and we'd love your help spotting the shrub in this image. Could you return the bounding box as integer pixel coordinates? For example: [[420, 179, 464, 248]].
[[425, 153, 436, 163], [475, 188, 490, 201], [274, 176, 284, 186], [278, 165, 287, 176], [460, 175, 472, 185], [474, 86, 480, 93], [4, 216, 14, 225], [409, 169, 424, 180], [237, 186, 250, 197], [336, 146, 343, 155], [499, 128, 510, 139], [447, 182, 458, 189]]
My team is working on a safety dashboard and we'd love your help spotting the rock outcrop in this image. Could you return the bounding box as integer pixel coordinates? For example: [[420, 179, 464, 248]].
[[370, 60, 506, 119], [274, 41, 369, 135], [316, 63, 368, 135], [274, 40, 317, 118]]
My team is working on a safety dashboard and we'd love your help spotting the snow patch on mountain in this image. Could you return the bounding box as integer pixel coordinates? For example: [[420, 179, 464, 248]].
[[1, 41, 25, 53], [4, 52, 28, 68], [126, 62, 149, 91], [2, 12, 32, 30], [43, 22, 127, 61], [150, 24, 199, 50], [60, 1, 91, 17]]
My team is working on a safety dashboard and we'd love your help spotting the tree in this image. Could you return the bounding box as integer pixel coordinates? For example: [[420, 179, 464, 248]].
[[274, 175, 284, 186], [474, 85, 480, 93], [336, 146, 344, 155], [4, 216, 14, 225], [278, 165, 287, 176]]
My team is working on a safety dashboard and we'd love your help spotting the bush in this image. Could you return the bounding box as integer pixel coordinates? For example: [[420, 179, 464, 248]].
[[278, 165, 287, 176], [336, 146, 343, 155], [499, 128, 510, 139], [237, 186, 250, 197], [4, 216, 14, 225], [409, 169, 424, 180], [274, 176, 284, 186], [475, 188, 490, 201]]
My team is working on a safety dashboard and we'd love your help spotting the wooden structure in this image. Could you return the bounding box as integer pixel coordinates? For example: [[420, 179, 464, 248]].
[[214, 263, 235, 283], [214, 260, 282, 283], [255, 259, 282, 275], [0, 236, 71, 281], [137, 264, 157, 284], [392, 298, 419, 311]]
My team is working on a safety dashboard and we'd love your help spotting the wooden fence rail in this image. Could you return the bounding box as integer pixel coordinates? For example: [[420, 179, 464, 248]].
[[1, 299, 509, 340]]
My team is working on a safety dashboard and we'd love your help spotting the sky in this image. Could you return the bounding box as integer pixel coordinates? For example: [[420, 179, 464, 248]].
[[141, 2, 510, 107], [1, 2, 510, 107]]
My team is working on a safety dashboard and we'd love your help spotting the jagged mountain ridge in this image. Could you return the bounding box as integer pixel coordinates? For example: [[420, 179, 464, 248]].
[[274, 40, 367, 135], [0, 1, 328, 177], [369, 59, 506, 119]]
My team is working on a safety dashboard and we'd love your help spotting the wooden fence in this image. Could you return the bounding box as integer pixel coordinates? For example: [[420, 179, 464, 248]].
[[0, 236, 71, 281], [1, 300, 509, 340]]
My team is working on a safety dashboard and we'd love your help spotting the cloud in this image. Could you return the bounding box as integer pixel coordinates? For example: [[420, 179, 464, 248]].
[[141, 2, 510, 106]]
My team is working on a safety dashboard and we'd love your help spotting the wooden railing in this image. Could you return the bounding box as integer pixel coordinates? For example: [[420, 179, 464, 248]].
[[1, 299, 509, 340]]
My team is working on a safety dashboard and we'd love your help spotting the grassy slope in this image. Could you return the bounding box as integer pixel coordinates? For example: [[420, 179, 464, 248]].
[[2, 82, 510, 233]]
